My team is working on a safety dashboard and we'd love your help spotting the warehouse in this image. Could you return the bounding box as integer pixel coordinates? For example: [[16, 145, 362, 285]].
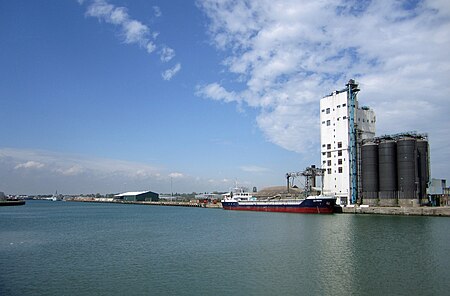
[[114, 191, 159, 202]]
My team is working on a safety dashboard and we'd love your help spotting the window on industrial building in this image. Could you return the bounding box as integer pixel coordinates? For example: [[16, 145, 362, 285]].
[[326, 120, 330, 126], [327, 152, 331, 157], [337, 142, 342, 148], [322, 121, 325, 124], [337, 105, 340, 108], [322, 144, 325, 147], [322, 152, 326, 156], [343, 103, 346, 107], [338, 159, 342, 165], [343, 116, 347, 120], [326, 108, 330, 114], [327, 168, 332, 174], [338, 167, 343, 173], [327, 144, 331, 149], [321, 109, 325, 112], [322, 160, 326, 165], [338, 150, 342, 156], [327, 160, 331, 166]]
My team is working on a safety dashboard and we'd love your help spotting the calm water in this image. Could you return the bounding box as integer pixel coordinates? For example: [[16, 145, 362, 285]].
[[1, 201, 449, 296]]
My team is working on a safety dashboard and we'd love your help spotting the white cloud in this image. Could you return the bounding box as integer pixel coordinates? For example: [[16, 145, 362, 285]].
[[169, 172, 184, 178], [153, 6, 162, 17], [0, 148, 258, 194], [57, 165, 85, 176], [195, 83, 237, 103], [160, 46, 175, 62], [240, 165, 269, 173], [162, 63, 181, 81], [146, 41, 156, 53], [152, 32, 160, 39], [81, 0, 180, 80], [14, 161, 45, 170], [109, 7, 128, 25], [85, 0, 147, 45], [122, 20, 149, 45], [86, 0, 115, 21], [197, 0, 450, 178], [1, 148, 163, 192]]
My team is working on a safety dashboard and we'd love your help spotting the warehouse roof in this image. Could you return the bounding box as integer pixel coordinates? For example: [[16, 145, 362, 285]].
[[115, 191, 154, 197]]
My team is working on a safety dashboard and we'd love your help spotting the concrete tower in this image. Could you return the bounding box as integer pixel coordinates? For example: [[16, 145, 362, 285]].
[[320, 80, 375, 205]]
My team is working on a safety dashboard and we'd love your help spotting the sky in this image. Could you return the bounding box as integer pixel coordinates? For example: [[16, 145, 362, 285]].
[[1, 0, 449, 195]]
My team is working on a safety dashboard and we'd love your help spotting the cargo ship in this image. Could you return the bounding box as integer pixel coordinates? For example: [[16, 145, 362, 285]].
[[221, 188, 336, 214]]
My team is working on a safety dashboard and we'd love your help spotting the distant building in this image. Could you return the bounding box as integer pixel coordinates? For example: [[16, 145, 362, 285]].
[[444, 187, 450, 206], [114, 191, 159, 202], [429, 179, 446, 195], [429, 179, 448, 206]]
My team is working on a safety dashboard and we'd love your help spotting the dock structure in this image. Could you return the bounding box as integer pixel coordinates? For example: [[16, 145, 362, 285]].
[[340, 205, 450, 217], [67, 197, 222, 208], [0, 200, 26, 206]]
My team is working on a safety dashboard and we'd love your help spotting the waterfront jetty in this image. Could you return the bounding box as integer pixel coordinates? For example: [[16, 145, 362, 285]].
[[67, 197, 222, 209], [341, 205, 450, 217], [0, 200, 26, 206]]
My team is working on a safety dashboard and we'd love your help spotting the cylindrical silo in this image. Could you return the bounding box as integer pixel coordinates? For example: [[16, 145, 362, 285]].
[[378, 140, 397, 206], [397, 138, 417, 202], [416, 139, 429, 203], [361, 142, 378, 205]]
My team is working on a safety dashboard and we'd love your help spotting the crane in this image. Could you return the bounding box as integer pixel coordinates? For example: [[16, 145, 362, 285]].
[[286, 165, 325, 196]]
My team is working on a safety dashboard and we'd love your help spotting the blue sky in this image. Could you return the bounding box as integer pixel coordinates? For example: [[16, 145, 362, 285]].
[[1, 0, 449, 195]]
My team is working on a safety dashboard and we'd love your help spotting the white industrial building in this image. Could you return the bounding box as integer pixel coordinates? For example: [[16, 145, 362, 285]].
[[320, 80, 376, 205]]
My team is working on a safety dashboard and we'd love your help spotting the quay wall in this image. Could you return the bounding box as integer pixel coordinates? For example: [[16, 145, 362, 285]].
[[0, 200, 26, 206], [341, 206, 450, 217], [67, 198, 222, 209]]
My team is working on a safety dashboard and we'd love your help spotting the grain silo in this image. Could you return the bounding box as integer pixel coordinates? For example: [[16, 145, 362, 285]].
[[397, 138, 418, 205], [378, 140, 398, 206], [361, 142, 379, 205], [360, 133, 430, 207], [416, 139, 430, 204]]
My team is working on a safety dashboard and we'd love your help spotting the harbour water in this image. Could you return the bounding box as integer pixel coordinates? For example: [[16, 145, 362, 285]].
[[1, 200, 449, 295]]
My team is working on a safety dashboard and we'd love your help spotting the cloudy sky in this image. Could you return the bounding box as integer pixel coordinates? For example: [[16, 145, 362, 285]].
[[1, 0, 449, 195]]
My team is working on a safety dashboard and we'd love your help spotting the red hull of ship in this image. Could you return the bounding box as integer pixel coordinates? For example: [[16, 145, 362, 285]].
[[222, 205, 334, 214]]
